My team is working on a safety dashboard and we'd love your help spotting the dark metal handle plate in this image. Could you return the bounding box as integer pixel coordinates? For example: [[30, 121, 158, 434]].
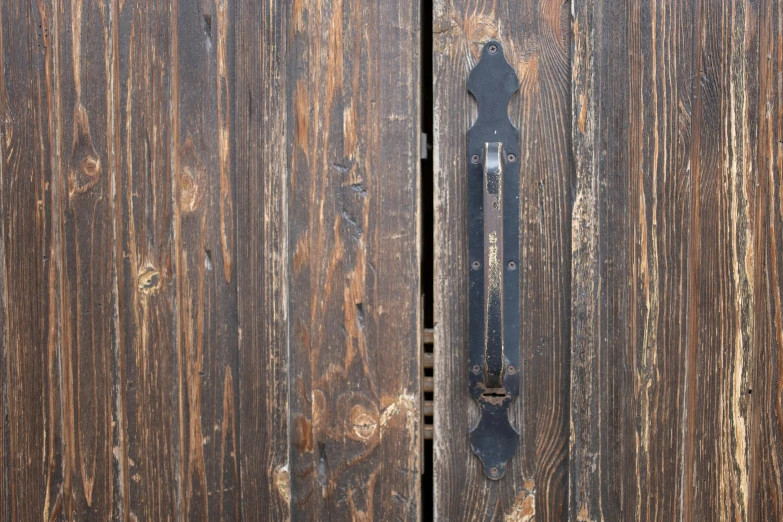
[[467, 40, 520, 480]]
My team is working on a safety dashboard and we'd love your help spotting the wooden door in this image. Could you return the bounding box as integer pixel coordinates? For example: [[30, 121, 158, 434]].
[[431, 0, 783, 520], [1, 0, 782, 521], [569, 1, 783, 520], [0, 0, 420, 520]]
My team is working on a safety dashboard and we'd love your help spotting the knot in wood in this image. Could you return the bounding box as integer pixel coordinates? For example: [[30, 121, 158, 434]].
[[137, 267, 161, 294], [349, 404, 378, 442], [68, 104, 102, 198], [178, 137, 205, 212]]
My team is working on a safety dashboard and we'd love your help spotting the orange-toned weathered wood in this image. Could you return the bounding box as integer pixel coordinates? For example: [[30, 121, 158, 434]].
[[284, 1, 422, 519], [112, 1, 181, 519], [2, 1, 421, 519], [2, 0, 781, 520]]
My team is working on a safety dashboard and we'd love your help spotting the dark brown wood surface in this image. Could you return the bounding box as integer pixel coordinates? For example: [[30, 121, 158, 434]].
[[59, 0, 115, 517], [284, 0, 422, 520], [235, 0, 291, 520], [1, 2, 58, 519], [752, 1, 783, 518], [1, 0, 421, 520], [432, 0, 573, 520], [175, 0, 239, 519], [115, 2, 180, 519], [570, 0, 783, 520], [2, 0, 782, 520]]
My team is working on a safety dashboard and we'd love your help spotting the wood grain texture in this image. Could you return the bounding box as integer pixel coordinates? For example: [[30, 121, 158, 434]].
[[3, 0, 780, 519], [570, 0, 697, 517], [235, 0, 291, 520], [570, 0, 783, 520], [55, 0, 115, 517], [3, 0, 424, 519], [2, 0, 245, 519], [173, 0, 239, 519], [113, 1, 181, 519], [0, 2, 59, 520], [285, 0, 422, 520], [751, 0, 783, 518], [432, 0, 573, 520]]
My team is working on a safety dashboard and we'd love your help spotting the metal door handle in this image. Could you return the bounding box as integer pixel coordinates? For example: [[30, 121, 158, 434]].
[[466, 41, 520, 480]]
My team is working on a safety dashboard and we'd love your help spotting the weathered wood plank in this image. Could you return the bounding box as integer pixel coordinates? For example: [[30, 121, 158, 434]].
[[568, 0, 600, 517], [286, 0, 421, 519], [570, 0, 696, 518], [751, 0, 783, 518], [235, 0, 291, 520], [173, 0, 239, 519], [687, 1, 757, 518], [432, 1, 573, 520], [53, 0, 117, 517], [0, 2, 60, 520], [112, 1, 180, 519], [569, 0, 781, 520]]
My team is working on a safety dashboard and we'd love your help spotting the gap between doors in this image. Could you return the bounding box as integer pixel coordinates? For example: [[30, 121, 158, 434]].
[[420, 0, 435, 518]]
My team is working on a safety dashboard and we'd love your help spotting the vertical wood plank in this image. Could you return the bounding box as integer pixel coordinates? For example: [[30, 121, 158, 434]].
[[568, 0, 600, 516], [2, 0, 245, 518], [172, 0, 239, 519], [0, 2, 61, 520], [113, 1, 180, 519], [751, 0, 783, 517], [286, 0, 421, 520], [235, 0, 291, 520], [432, 1, 573, 519], [570, 0, 696, 518], [0, 4, 7, 506], [569, 0, 781, 520], [687, 1, 757, 518], [54, 0, 116, 517]]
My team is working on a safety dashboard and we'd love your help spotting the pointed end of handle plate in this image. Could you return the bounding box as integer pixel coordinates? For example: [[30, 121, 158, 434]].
[[468, 400, 520, 480]]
